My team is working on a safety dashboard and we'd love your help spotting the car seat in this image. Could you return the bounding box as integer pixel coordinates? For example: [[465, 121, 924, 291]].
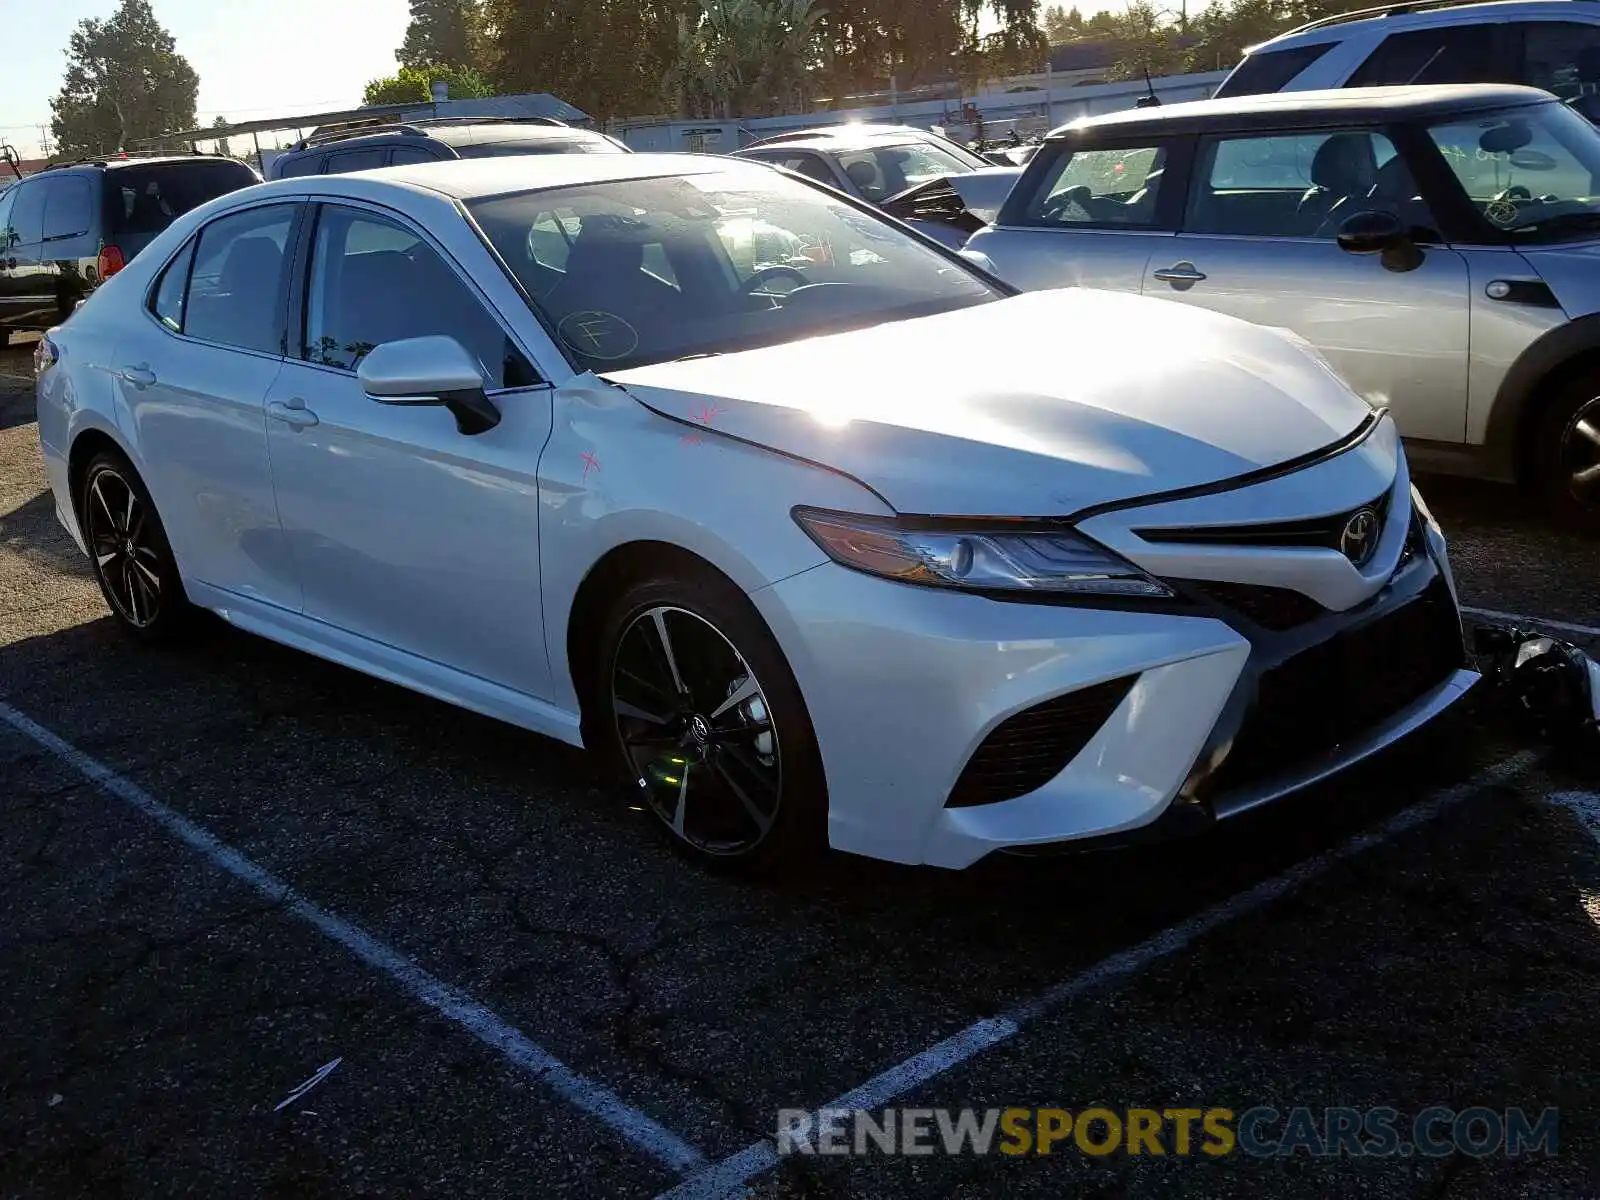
[[1297, 133, 1374, 235]]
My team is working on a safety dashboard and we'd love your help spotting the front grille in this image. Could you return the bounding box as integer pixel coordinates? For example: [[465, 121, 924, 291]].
[[946, 674, 1137, 808], [1135, 489, 1391, 552], [1202, 579, 1463, 795], [1184, 580, 1326, 631]]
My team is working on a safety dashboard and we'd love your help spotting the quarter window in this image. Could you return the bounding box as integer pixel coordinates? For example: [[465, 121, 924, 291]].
[[150, 239, 197, 332], [302, 206, 534, 389], [1214, 43, 1336, 97], [324, 148, 390, 173], [182, 204, 297, 355], [388, 145, 441, 165], [1021, 143, 1169, 227], [1185, 130, 1432, 238]]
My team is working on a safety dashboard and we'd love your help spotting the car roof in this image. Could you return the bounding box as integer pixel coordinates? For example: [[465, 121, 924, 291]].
[[1248, 0, 1591, 52], [40, 154, 248, 175], [427, 123, 612, 148], [741, 124, 951, 151], [1047, 83, 1554, 138], [254, 151, 765, 202]]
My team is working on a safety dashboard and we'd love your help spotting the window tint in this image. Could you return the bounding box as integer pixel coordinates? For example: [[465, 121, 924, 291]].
[[0, 187, 18, 252], [1186, 130, 1432, 238], [276, 155, 323, 178], [8, 182, 46, 245], [323, 148, 391, 173], [183, 204, 296, 354], [834, 143, 973, 201], [1213, 43, 1336, 97], [149, 238, 196, 332], [780, 154, 837, 185], [1348, 25, 1499, 86], [1520, 22, 1600, 101], [388, 145, 442, 165], [41, 177, 94, 240], [1021, 143, 1169, 227], [302, 206, 532, 389], [109, 161, 259, 236]]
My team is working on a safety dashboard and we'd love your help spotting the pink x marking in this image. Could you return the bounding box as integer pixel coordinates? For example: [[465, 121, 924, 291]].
[[691, 401, 724, 426], [580, 449, 601, 481]]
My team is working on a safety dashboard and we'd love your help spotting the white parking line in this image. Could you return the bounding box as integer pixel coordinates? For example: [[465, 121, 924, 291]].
[[0, 700, 709, 1178], [656, 751, 1539, 1200], [1461, 606, 1600, 639]]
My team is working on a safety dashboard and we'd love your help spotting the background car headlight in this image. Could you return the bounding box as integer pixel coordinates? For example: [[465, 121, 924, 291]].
[[792, 508, 1173, 598]]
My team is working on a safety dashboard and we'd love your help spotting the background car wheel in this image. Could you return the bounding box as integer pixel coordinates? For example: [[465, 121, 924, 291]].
[[592, 570, 827, 874], [1536, 379, 1600, 533], [78, 452, 192, 641]]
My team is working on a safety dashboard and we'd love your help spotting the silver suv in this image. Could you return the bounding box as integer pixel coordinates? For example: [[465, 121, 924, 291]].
[[965, 84, 1600, 527]]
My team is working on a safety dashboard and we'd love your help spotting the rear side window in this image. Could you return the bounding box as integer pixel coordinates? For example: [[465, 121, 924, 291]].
[[150, 238, 197, 332], [1018, 143, 1171, 228], [276, 155, 322, 178], [1214, 43, 1336, 97], [110, 162, 260, 237], [1518, 21, 1600, 101], [388, 145, 443, 165], [323, 148, 390, 173], [1347, 25, 1500, 86], [42, 177, 94, 241], [182, 204, 297, 355]]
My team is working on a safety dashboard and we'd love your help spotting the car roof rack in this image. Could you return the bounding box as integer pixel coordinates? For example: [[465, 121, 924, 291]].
[[40, 148, 218, 171], [1276, 0, 1578, 39], [289, 114, 570, 152]]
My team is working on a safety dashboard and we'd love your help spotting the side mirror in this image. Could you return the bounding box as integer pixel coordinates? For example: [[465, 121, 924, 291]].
[[1336, 209, 1423, 273], [357, 335, 501, 436]]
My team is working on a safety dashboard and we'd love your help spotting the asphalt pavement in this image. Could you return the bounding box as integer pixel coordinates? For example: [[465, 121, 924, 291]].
[[2, 336, 1597, 1198]]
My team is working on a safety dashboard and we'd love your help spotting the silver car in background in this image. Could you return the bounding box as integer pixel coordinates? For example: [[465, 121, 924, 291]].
[[966, 84, 1600, 529]]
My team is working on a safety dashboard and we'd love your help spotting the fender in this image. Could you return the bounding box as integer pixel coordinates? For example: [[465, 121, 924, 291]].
[[1484, 312, 1600, 482]]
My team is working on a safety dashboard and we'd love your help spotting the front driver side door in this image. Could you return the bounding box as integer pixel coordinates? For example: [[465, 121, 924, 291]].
[[1147, 128, 1470, 444], [263, 201, 555, 700]]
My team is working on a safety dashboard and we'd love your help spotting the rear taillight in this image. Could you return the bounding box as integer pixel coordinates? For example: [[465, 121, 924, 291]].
[[96, 244, 125, 279]]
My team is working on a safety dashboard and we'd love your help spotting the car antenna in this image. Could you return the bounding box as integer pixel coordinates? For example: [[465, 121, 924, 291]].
[[1136, 68, 1162, 108], [0, 143, 22, 183]]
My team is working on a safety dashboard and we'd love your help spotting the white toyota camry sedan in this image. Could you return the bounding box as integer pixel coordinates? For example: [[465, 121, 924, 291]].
[[35, 153, 1476, 873]]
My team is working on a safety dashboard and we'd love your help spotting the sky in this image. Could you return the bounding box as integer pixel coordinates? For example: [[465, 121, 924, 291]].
[[0, 0, 1121, 158], [0, 0, 409, 156]]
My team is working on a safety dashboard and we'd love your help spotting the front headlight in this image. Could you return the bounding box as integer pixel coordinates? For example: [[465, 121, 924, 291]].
[[792, 508, 1174, 598]]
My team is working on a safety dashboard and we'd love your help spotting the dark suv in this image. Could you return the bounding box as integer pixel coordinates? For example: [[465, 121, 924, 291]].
[[0, 153, 261, 342], [266, 117, 631, 180]]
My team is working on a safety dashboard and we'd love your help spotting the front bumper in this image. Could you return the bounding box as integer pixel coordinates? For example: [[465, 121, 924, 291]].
[[751, 421, 1474, 869]]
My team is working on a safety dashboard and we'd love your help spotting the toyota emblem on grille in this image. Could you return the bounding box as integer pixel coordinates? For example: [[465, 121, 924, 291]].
[[1340, 507, 1380, 566]]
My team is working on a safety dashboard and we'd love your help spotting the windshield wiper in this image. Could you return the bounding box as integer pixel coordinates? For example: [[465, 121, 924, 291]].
[[666, 351, 722, 363]]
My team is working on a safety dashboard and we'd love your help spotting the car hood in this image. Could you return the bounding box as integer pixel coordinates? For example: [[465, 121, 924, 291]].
[[1518, 241, 1600, 317], [602, 289, 1375, 517]]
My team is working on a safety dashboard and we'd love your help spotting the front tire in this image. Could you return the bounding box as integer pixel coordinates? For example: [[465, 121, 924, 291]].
[[1535, 379, 1600, 532], [78, 452, 192, 641], [591, 570, 826, 873]]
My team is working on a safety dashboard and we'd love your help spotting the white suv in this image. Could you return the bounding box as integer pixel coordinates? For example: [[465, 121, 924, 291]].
[[1217, 0, 1600, 121]]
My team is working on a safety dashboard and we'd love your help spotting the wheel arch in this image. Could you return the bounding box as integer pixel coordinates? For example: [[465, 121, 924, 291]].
[[1485, 314, 1600, 486], [66, 422, 142, 532]]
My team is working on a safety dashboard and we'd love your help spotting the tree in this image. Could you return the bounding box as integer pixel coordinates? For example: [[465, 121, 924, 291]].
[[210, 114, 232, 157], [397, 0, 484, 71], [363, 63, 495, 105], [49, 0, 199, 156], [669, 0, 829, 118], [1040, 5, 1083, 43]]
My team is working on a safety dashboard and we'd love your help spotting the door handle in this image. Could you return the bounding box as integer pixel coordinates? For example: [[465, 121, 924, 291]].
[[117, 365, 156, 388], [267, 398, 319, 429], [1153, 262, 1207, 284]]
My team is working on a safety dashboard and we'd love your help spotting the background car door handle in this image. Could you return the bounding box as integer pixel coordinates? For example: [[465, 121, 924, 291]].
[[1153, 263, 1207, 284], [117, 365, 156, 388], [267, 398, 319, 429]]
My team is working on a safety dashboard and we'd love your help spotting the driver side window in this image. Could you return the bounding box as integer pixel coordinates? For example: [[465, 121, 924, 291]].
[[1022, 142, 1170, 228]]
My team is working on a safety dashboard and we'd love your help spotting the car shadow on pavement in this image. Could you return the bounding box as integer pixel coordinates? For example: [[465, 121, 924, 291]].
[[0, 490, 92, 581]]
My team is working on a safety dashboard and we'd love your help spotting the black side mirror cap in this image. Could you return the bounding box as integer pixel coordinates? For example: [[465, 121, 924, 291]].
[[1336, 209, 1424, 272]]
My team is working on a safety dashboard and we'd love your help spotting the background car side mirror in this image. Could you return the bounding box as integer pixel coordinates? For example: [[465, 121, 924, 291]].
[[357, 336, 501, 436], [1336, 210, 1424, 273]]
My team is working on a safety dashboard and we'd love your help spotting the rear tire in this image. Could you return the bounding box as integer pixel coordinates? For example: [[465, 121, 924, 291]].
[[1534, 378, 1600, 533], [588, 568, 827, 874], [77, 451, 193, 642]]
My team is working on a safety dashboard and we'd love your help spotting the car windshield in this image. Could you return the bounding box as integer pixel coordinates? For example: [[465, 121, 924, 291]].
[[1426, 101, 1600, 241], [466, 167, 1002, 372], [834, 143, 977, 201]]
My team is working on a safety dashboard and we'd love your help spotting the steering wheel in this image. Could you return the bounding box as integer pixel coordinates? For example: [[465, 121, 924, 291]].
[[741, 264, 810, 295]]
